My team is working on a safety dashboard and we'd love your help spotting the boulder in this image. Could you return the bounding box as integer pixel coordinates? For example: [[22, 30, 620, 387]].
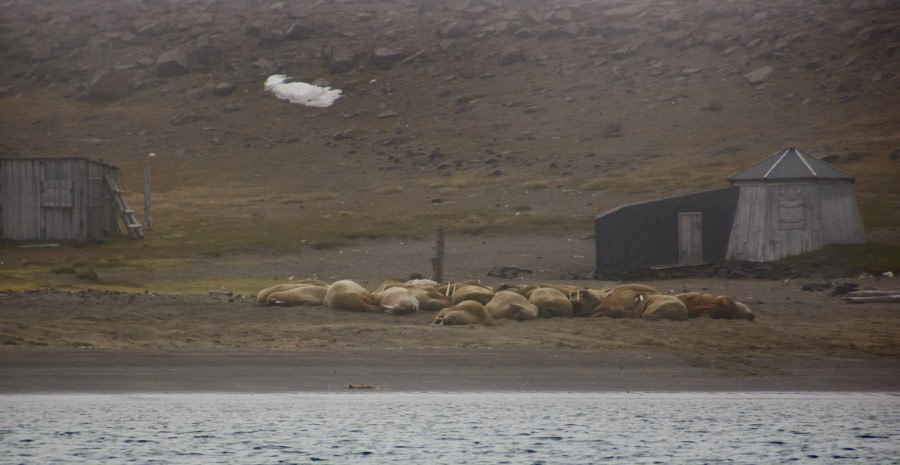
[[498, 46, 526, 66], [743, 65, 774, 85], [155, 48, 188, 77], [134, 18, 167, 37], [285, 22, 312, 40], [212, 82, 236, 97], [328, 48, 357, 74], [547, 9, 573, 25], [373, 47, 406, 69], [88, 71, 131, 101], [439, 20, 474, 38]]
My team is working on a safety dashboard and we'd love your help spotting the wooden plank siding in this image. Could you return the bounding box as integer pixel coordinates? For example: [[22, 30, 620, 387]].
[[817, 183, 866, 245], [726, 181, 865, 262], [0, 158, 121, 241]]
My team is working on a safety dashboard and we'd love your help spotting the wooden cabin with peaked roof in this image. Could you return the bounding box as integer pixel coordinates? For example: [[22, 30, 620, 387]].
[[594, 148, 866, 274], [725, 147, 865, 262]]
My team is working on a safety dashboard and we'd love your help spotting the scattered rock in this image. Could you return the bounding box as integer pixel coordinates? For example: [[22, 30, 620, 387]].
[[487, 265, 533, 279], [284, 22, 312, 40], [603, 122, 622, 138], [75, 269, 99, 282], [0, 85, 16, 98], [212, 82, 236, 97], [169, 114, 198, 126], [373, 47, 406, 69], [332, 129, 352, 140], [439, 20, 473, 38], [829, 282, 859, 297], [498, 46, 526, 66], [155, 48, 189, 77], [743, 65, 774, 85], [135, 18, 167, 37], [88, 71, 131, 101], [328, 48, 357, 74]]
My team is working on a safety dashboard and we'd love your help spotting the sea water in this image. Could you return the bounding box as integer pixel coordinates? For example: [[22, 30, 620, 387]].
[[1, 392, 897, 464]]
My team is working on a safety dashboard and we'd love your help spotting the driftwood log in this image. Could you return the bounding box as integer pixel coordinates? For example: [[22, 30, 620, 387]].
[[843, 290, 900, 304]]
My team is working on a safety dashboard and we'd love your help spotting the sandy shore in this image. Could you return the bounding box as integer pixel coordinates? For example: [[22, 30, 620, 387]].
[[3, 273, 899, 394], [2, 347, 898, 393]]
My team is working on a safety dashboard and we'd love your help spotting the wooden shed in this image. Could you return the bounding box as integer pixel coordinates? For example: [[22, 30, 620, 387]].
[[0, 157, 140, 242], [595, 148, 866, 273], [725, 147, 866, 262]]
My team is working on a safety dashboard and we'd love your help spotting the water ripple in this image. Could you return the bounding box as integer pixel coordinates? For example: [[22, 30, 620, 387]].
[[1, 392, 897, 464]]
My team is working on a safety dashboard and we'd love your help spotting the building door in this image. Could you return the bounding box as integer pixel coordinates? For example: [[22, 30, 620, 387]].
[[678, 212, 703, 264]]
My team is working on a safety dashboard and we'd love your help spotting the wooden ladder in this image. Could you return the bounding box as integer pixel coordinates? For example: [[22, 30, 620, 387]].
[[104, 174, 144, 239]]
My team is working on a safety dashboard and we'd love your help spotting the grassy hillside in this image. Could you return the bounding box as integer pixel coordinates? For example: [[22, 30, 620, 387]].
[[1, 0, 898, 275]]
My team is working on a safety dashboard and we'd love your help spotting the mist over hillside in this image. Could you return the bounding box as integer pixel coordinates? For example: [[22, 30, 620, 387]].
[[1, 0, 898, 244]]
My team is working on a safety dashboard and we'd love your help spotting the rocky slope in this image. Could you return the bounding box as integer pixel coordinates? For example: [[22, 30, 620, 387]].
[[1, 0, 898, 242]]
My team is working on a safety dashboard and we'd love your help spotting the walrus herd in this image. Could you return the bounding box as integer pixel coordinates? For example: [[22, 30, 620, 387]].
[[256, 278, 756, 326]]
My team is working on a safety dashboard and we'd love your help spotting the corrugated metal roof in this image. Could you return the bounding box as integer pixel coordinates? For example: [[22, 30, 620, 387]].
[[727, 148, 854, 182]]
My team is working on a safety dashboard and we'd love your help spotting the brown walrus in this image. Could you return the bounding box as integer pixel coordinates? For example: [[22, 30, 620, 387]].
[[324, 280, 381, 313], [432, 300, 492, 326], [676, 292, 755, 320], [485, 290, 539, 321]]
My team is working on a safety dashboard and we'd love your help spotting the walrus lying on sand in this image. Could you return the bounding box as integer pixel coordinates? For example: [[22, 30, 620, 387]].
[[407, 286, 452, 312], [373, 286, 419, 315], [449, 284, 496, 306], [633, 294, 689, 321], [676, 292, 756, 320], [267, 284, 328, 307], [324, 280, 382, 313], [591, 285, 661, 318], [485, 290, 539, 321], [432, 300, 492, 326], [528, 287, 574, 318]]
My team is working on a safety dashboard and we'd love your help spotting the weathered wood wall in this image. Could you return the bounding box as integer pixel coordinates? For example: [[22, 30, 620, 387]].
[[0, 158, 120, 241], [726, 181, 865, 262], [818, 183, 866, 245]]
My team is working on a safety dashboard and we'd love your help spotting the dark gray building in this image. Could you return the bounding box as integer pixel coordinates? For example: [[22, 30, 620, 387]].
[[595, 148, 866, 273]]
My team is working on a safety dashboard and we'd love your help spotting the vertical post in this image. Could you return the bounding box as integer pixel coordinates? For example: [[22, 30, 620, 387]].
[[432, 226, 445, 283], [143, 166, 153, 230]]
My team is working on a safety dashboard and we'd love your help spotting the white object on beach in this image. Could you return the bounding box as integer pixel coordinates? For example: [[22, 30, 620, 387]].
[[264, 74, 342, 107]]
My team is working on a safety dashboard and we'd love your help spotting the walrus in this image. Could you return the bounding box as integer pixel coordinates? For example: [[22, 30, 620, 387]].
[[734, 302, 756, 321], [493, 284, 540, 298], [676, 292, 754, 320], [267, 284, 328, 307], [374, 279, 406, 292], [634, 294, 688, 321], [590, 288, 646, 318], [528, 283, 604, 317], [407, 286, 452, 312], [405, 278, 441, 288], [485, 290, 539, 321], [256, 283, 307, 306], [256, 279, 331, 306], [373, 286, 419, 315], [449, 285, 496, 306], [323, 280, 382, 313], [610, 283, 662, 295], [568, 288, 610, 317], [432, 300, 492, 326], [528, 287, 574, 318]]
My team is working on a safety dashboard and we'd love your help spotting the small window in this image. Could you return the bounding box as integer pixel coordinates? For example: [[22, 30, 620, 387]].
[[41, 179, 74, 207], [778, 200, 805, 230]]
